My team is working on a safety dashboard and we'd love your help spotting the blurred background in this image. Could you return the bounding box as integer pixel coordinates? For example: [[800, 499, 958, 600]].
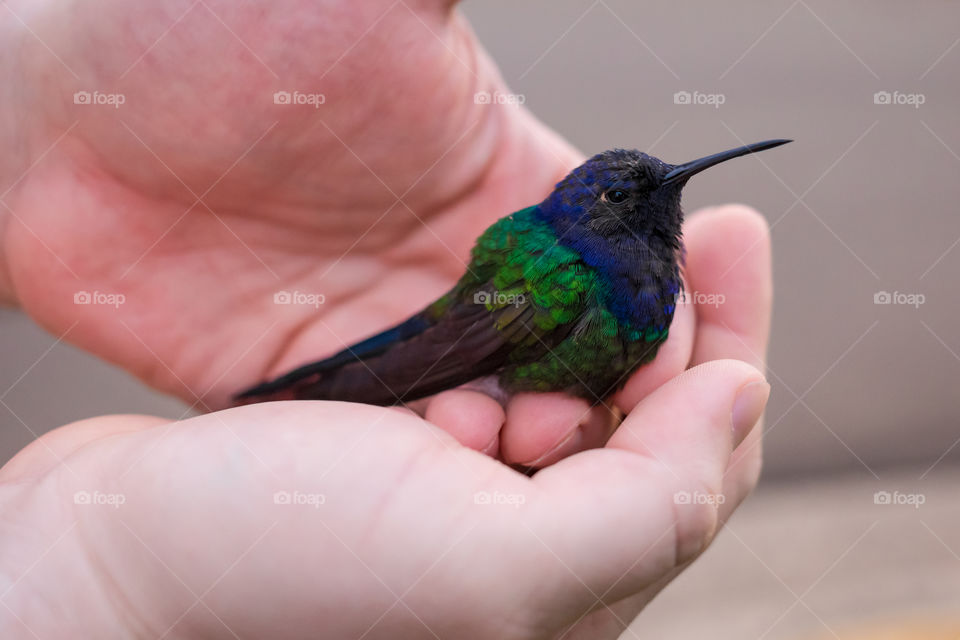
[[2, 0, 959, 637]]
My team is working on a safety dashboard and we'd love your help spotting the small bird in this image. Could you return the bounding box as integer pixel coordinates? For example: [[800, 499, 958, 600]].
[[236, 139, 790, 406]]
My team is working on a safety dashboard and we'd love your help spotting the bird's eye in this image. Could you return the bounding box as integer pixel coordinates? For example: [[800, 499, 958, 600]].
[[604, 189, 628, 204]]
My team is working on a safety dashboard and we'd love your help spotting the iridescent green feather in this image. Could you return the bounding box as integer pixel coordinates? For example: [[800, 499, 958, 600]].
[[426, 206, 668, 397]]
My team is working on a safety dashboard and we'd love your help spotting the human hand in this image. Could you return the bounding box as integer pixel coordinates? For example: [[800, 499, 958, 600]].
[[0, 0, 769, 464], [0, 297, 767, 640]]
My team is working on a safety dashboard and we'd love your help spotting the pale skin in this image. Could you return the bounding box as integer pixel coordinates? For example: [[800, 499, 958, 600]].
[[0, 0, 772, 637]]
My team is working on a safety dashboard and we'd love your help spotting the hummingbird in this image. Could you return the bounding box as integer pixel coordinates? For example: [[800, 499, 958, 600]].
[[236, 139, 790, 406]]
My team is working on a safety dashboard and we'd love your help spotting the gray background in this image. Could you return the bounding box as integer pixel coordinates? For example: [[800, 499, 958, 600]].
[[3, 1, 959, 638]]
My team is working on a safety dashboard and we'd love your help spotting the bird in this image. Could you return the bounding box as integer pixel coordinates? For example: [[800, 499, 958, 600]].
[[235, 139, 790, 406]]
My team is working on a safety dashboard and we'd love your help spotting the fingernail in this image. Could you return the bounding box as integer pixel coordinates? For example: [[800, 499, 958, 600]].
[[732, 381, 770, 447]]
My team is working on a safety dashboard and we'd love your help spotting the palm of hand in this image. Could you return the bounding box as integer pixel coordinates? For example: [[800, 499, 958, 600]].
[[3, 0, 706, 464], [1, 355, 764, 639]]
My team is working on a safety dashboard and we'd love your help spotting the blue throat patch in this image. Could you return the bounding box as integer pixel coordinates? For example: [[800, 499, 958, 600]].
[[533, 201, 681, 332]]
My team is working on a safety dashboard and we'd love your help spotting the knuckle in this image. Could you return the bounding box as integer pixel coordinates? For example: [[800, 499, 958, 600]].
[[669, 476, 722, 565]]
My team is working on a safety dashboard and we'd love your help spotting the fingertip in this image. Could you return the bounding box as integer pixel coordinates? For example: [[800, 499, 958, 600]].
[[607, 359, 765, 463], [687, 203, 770, 243], [686, 204, 771, 288], [424, 390, 505, 452], [677, 357, 764, 384], [686, 203, 771, 299]]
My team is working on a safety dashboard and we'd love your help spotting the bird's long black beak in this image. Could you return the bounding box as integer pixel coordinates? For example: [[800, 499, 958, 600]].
[[662, 139, 791, 185]]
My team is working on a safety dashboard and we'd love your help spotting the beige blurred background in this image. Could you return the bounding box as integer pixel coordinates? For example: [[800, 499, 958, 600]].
[[2, 1, 959, 638]]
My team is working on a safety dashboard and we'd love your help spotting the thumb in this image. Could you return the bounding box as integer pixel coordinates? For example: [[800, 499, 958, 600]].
[[525, 360, 768, 613]]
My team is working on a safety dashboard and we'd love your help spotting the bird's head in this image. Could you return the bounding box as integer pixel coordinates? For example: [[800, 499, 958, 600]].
[[538, 139, 791, 243]]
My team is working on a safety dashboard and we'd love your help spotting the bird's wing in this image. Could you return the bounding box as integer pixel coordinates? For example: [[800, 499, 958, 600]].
[[234, 207, 595, 405]]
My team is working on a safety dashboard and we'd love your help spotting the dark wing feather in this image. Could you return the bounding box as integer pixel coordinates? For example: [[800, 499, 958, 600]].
[[284, 299, 544, 405], [234, 313, 434, 399], [233, 206, 592, 406], [234, 293, 553, 405]]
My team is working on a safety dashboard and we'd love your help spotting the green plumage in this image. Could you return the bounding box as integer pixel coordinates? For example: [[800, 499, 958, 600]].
[[426, 206, 666, 398]]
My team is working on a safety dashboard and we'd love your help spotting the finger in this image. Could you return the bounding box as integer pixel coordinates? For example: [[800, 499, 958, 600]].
[[423, 389, 505, 454], [499, 393, 617, 466], [686, 205, 772, 369], [684, 204, 773, 519], [525, 359, 768, 615]]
